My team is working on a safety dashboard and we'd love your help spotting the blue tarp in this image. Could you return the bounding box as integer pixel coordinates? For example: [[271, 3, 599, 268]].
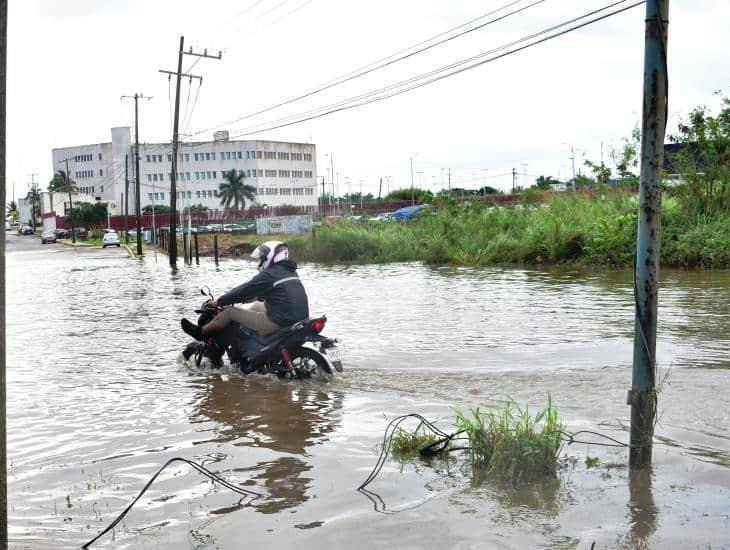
[[391, 204, 429, 221]]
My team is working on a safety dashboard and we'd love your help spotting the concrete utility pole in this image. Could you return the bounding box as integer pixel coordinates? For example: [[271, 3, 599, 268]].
[[629, 0, 669, 469], [28, 174, 38, 232], [1, 1, 8, 545], [124, 154, 129, 243], [410, 154, 417, 205], [121, 93, 151, 255], [62, 158, 76, 243], [512, 168, 517, 194], [160, 38, 220, 267]]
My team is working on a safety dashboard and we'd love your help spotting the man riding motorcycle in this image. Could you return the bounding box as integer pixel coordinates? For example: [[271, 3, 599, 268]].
[[181, 240, 309, 341]]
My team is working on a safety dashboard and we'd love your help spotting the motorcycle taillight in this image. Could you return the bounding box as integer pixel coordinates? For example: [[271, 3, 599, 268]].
[[310, 318, 326, 333]]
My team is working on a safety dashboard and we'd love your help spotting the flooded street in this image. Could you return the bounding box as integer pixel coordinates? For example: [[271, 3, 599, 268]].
[[5, 234, 730, 549]]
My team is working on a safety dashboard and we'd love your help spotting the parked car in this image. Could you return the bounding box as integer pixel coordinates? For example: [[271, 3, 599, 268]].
[[53, 228, 69, 239], [18, 225, 34, 235], [102, 231, 121, 248], [222, 223, 244, 232], [369, 212, 394, 222], [41, 231, 57, 244]]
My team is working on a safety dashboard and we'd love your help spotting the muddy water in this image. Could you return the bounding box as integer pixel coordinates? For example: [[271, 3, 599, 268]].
[[5, 235, 730, 549]]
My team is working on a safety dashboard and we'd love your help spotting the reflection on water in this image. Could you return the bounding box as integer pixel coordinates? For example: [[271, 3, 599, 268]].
[[626, 468, 658, 549], [192, 376, 343, 514], [5, 238, 730, 548]]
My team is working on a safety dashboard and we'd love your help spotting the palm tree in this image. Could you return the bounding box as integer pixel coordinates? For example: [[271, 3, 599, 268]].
[[6, 200, 18, 221], [48, 170, 77, 214], [218, 170, 256, 211], [25, 186, 41, 229]]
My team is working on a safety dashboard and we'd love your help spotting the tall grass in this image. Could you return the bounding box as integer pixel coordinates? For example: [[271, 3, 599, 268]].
[[454, 397, 563, 484], [286, 192, 730, 268]]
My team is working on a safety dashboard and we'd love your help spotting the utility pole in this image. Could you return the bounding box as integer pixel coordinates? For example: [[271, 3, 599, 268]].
[[512, 168, 517, 194], [1, 1, 7, 544], [629, 0, 669, 469], [124, 154, 129, 243], [448, 168, 451, 192], [121, 93, 151, 255], [28, 174, 38, 232], [63, 158, 76, 243], [378, 177, 382, 200], [410, 154, 417, 205], [160, 38, 220, 267]]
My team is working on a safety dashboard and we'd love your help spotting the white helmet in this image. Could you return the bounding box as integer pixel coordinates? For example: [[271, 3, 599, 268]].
[[251, 240, 289, 271]]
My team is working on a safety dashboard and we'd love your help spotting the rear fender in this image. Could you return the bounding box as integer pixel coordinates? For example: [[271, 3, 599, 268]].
[[301, 343, 337, 374]]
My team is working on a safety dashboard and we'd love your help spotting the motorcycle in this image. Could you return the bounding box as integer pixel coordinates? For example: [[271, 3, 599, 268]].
[[181, 287, 343, 380]]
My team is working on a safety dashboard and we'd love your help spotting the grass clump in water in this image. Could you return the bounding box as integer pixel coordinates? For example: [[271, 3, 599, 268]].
[[454, 396, 563, 483], [390, 426, 438, 460]]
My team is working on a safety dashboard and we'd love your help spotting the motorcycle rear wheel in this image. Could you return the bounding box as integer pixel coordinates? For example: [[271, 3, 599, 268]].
[[287, 346, 333, 382]]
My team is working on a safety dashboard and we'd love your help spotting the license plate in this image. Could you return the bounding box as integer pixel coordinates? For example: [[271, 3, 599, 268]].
[[326, 348, 343, 372]]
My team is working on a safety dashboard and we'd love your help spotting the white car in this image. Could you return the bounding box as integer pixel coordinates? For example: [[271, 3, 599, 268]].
[[102, 232, 121, 248]]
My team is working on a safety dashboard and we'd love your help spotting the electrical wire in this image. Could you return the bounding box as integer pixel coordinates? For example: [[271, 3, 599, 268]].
[[82, 457, 260, 548], [193, 0, 546, 135], [224, 0, 645, 139], [245, 0, 313, 39]]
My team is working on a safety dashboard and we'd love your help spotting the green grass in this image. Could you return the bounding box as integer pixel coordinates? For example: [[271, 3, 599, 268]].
[[390, 426, 438, 460], [454, 396, 563, 483], [286, 192, 730, 268]]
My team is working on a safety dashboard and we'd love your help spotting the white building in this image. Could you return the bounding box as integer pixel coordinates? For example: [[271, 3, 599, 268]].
[[51, 128, 318, 216]]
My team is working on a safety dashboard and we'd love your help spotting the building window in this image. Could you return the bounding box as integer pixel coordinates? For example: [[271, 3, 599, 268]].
[[186, 172, 191, 180], [256, 151, 262, 159], [277, 152, 290, 160], [194, 153, 199, 161], [304, 153, 312, 161], [246, 151, 250, 159], [237, 151, 242, 159], [146, 155, 151, 162], [147, 174, 152, 182], [98, 153, 102, 160], [278, 170, 291, 178], [293, 188, 304, 196], [265, 169, 277, 177], [280, 188, 292, 195], [187, 191, 192, 199], [148, 193, 153, 201], [184, 153, 190, 161], [159, 173, 164, 181], [266, 187, 278, 195], [100, 185, 104, 193], [264, 151, 276, 160], [304, 170, 313, 178], [305, 188, 314, 195]]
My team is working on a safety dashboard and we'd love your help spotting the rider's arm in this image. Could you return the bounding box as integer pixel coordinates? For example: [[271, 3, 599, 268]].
[[217, 271, 273, 307]]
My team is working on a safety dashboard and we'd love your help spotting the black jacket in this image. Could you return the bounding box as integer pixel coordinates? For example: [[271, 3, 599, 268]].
[[217, 260, 309, 327]]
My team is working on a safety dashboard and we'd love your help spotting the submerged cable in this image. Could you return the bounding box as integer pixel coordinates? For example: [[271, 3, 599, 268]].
[[83, 457, 260, 548]]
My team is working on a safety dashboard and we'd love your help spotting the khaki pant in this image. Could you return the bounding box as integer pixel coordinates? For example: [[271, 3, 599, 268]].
[[207, 301, 281, 335]]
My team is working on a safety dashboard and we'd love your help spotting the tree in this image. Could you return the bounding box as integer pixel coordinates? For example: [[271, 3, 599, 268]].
[[48, 170, 78, 214], [25, 185, 41, 226], [477, 185, 503, 195], [583, 160, 611, 186], [385, 187, 433, 203], [143, 204, 171, 214], [70, 202, 107, 228], [188, 203, 208, 213], [218, 169, 256, 210], [533, 176, 561, 190], [667, 94, 730, 213], [6, 200, 18, 220], [611, 126, 640, 181]]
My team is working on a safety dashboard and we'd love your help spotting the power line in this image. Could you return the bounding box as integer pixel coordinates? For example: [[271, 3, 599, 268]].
[[225, 0, 645, 139], [227, 0, 639, 136], [245, 0, 313, 39], [193, 0, 546, 135]]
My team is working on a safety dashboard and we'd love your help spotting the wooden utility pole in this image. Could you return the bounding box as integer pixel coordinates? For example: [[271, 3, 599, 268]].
[[0, 0, 7, 545], [629, 0, 669, 469], [160, 38, 220, 267], [121, 94, 151, 256]]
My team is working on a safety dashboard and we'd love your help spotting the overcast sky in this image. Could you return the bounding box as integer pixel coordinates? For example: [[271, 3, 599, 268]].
[[6, 0, 729, 200]]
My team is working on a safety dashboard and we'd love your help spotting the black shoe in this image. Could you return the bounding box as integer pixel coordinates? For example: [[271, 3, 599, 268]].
[[181, 318, 204, 341]]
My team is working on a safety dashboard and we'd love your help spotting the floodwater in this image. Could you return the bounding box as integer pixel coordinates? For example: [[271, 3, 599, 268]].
[[5, 234, 730, 549]]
